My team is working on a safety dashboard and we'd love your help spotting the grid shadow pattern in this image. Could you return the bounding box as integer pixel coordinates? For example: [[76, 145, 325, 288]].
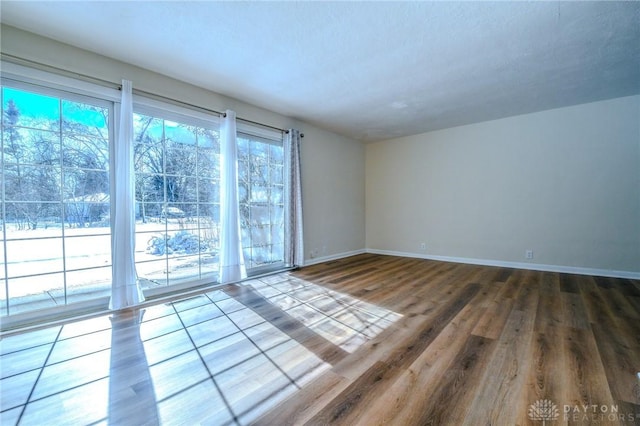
[[0, 272, 401, 425]]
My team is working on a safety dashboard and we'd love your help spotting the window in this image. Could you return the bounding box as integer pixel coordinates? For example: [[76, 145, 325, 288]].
[[132, 110, 220, 289], [237, 132, 285, 272], [1, 65, 292, 319], [1, 84, 112, 315]]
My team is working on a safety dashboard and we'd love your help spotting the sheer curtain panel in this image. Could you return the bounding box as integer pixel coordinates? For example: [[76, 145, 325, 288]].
[[109, 80, 145, 309], [284, 129, 304, 267], [218, 110, 247, 283]]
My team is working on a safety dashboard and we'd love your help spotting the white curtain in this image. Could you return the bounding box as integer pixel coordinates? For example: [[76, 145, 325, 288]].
[[218, 110, 246, 283], [284, 129, 304, 267], [109, 80, 144, 309]]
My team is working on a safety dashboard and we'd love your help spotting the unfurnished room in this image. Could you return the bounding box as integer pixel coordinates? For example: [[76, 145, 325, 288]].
[[0, 1, 639, 425]]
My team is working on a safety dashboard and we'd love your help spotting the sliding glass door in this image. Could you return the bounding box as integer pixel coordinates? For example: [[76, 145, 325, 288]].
[[1, 84, 113, 315], [1, 73, 288, 317], [132, 109, 221, 290], [237, 132, 285, 273]]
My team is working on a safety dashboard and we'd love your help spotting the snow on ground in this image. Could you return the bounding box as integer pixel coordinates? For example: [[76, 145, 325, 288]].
[[1, 220, 219, 313]]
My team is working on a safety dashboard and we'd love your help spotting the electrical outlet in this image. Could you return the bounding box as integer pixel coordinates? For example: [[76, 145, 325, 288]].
[[525, 250, 533, 260], [420, 242, 427, 251]]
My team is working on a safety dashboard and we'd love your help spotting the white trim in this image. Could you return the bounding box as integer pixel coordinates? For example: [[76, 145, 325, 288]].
[[140, 276, 217, 300], [237, 122, 283, 142], [133, 95, 220, 128], [0, 296, 110, 332], [366, 249, 640, 280], [303, 249, 367, 266], [1, 61, 121, 102]]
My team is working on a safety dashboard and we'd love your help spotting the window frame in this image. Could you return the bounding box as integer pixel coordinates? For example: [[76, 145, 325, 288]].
[[1, 76, 116, 317], [0, 61, 293, 324], [237, 129, 286, 276], [130, 101, 222, 295]]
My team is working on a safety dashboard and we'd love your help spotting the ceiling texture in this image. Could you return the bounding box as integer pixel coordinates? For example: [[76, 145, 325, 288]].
[[1, 1, 639, 142]]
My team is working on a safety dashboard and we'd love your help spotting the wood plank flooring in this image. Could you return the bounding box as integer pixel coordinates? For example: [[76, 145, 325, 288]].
[[1, 253, 639, 425], [255, 254, 640, 425]]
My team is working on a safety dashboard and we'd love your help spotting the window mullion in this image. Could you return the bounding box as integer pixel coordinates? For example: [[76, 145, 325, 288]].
[[1, 87, 9, 315], [59, 97, 68, 306]]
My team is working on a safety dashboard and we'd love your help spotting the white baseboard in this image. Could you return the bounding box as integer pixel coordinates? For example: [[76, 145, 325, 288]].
[[365, 249, 640, 280], [303, 249, 367, 266]]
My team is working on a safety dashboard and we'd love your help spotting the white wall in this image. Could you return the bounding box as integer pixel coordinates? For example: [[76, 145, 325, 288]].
[[366, 95, 640, 275], [1, 25, 366, 264], [300, 126, 365, 261]]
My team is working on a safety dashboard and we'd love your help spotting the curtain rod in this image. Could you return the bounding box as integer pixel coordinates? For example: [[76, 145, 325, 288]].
[[1, 53, 120, 89], [2, 53, 303, 137], [130, 89, 303, 136]]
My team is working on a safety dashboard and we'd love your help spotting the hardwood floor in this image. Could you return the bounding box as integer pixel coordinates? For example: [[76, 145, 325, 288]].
[[254, 254, 640, 425], [1, 254, 639, 425]]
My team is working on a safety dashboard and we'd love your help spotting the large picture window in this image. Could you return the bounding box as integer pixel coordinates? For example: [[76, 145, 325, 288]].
[[1, 84, 112, 315], [133, 110, 220, 289], [1, 69, 292, 319], [237, 132, 285, 272]]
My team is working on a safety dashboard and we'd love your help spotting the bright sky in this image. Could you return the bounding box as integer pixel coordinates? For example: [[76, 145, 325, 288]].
[[3, 87, 107, 129], [3, 87, 224, 149]]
